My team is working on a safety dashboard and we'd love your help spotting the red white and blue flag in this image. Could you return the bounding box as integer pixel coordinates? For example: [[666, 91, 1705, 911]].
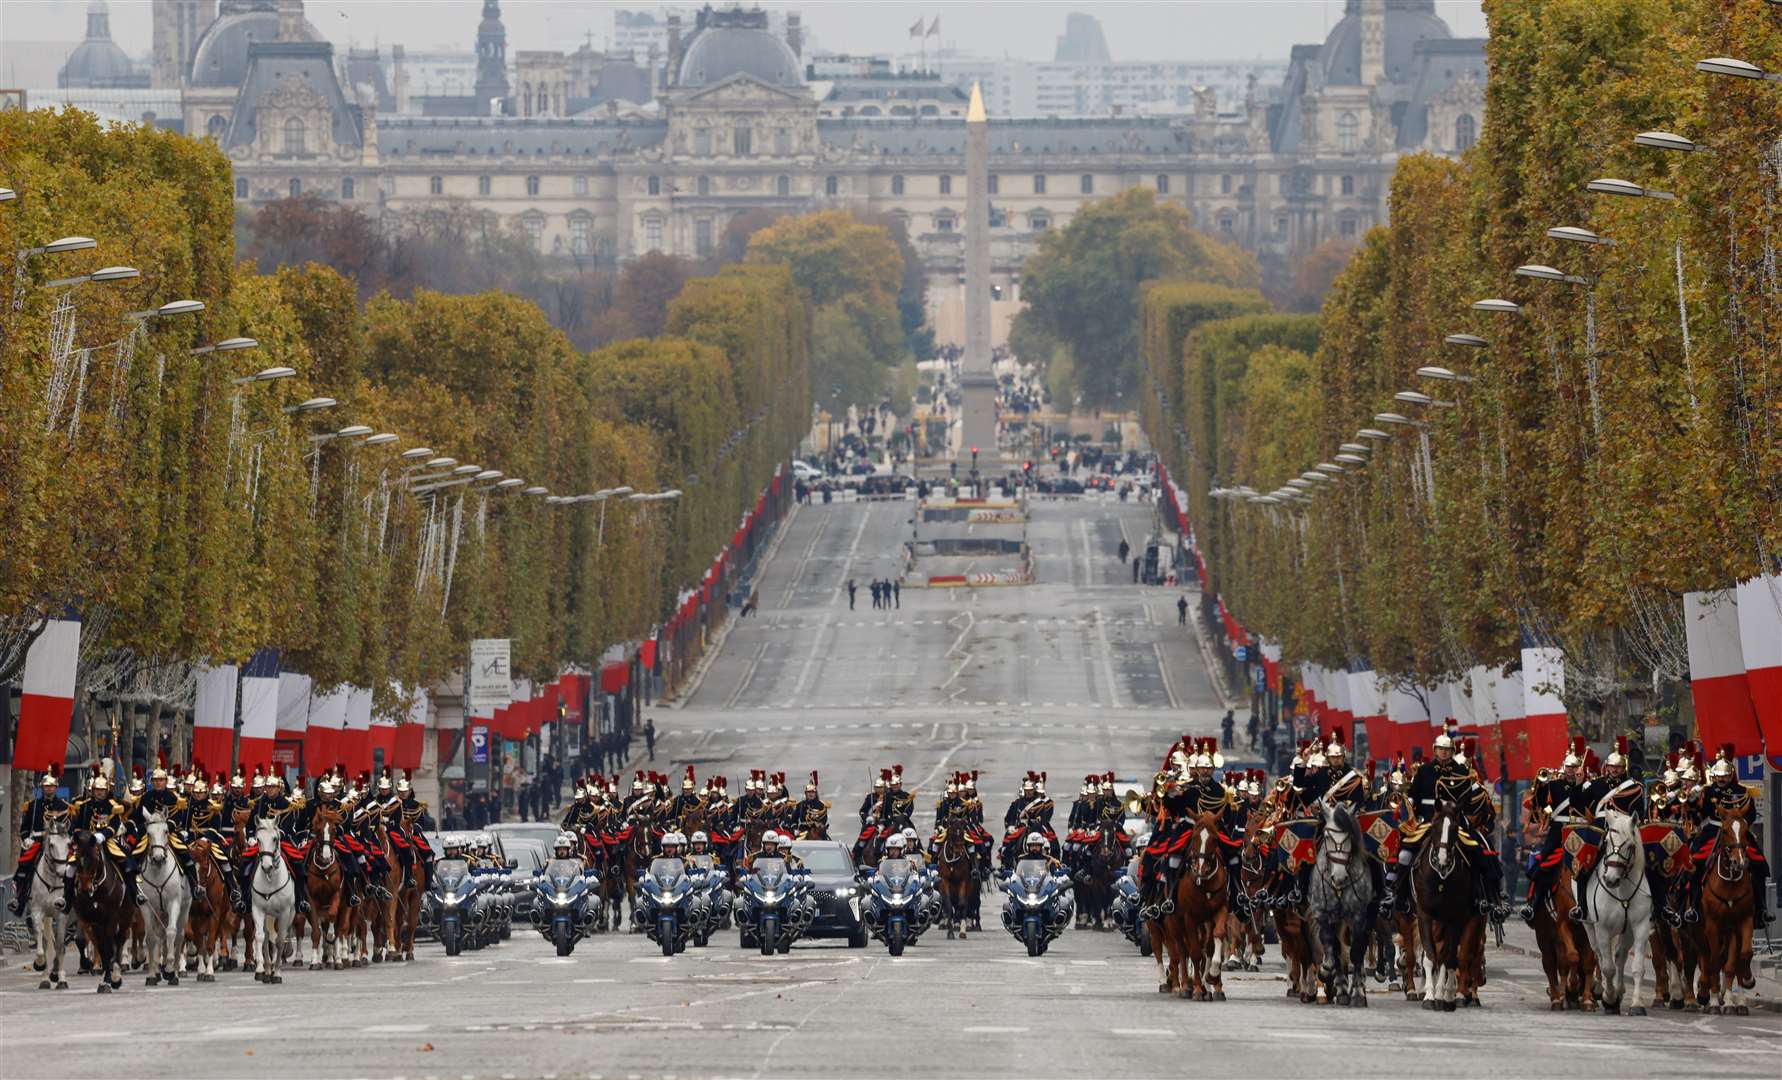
[[14, 614, 81, 771]]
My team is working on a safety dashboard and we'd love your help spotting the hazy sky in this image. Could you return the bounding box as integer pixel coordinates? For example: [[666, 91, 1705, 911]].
[[10, 1, 1488, 61]]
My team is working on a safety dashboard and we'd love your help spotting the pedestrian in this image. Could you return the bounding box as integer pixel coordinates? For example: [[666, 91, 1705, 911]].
[[847, 579, 857, 610], [892, 579, 900, 608], [741, 591, 758, 617], [1177, 594, 1189, 625], [1261, 724, 1277, 769], [518, 778, 532, 822], [1246, 711, 1259, 752], [871, 580, 882, 610], [1221, 709, 1235, 750], [644, 717, 656, 762], [591, 741, 605, 775], [1132, 556, 1141, 584], [1118, 538, 1130, 563]]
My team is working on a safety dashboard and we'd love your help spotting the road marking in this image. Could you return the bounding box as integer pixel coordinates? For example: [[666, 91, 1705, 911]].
[[1111, 1028, 1175, 1037], [364, 1024, 431, 1033], [963, 1026, 1030, 1034], [1406, 1036, 1476, 1044]]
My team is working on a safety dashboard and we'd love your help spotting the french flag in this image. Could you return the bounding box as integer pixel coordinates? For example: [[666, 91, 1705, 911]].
[[192, 664, 240, 772], [1519, 647, 1568, 777], [305, 685, 349, 769], [236, 650, 281, 773], [394, 687, 427, 770], [14, 615, 81, 772], [342, 686, 374, 773], [1734, 574, 1782, 748], [1484, 665, 1521, 783], [1350, 671, 1388, 762], [275, 672, 311, 747], [1685, 589, 1764, 754], [1385, 682, 1427, 761]]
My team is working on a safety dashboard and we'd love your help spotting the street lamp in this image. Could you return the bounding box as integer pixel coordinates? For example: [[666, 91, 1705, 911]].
[[364, 432, 399, 447], [398, 447, 434, 463], [20, 235, 96, 258], [1545, 226, 1614, 247], [1696, 56, 1781, 82], [43, 264, 139, 289], [1416, 366, 1472, 384], [191, 335, 258, 357], [127, 298, 205, 321], [230, 365, 293, 386], [283, 396, 337, 415], [0, 188, 16, 203], [1634, 130, 1706, 154], [1470, 298, 1522, 313], [1586, 177, 1675, 201]]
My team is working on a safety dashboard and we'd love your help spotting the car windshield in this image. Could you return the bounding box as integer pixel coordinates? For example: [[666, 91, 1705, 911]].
[[544, 859, 582, 886], [434, 859, 469, 889], [791, 843, 851, 874], [649, 857, 684, 885]]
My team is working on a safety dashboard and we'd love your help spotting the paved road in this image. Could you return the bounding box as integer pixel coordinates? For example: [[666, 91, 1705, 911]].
[[6, 496, 1776, 1078]]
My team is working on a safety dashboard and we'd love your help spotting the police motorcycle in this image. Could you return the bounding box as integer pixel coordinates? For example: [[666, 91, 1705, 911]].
[[860, 835, 937, 956], [634, 832, 706, 957], [1108, 851, 1152, 957], [685, 832, 733, 940], [469, 839, 520, 947], [1001, 844, 1073, 957], [738, 832, 816, 955], [425, 847, 479, 956], [530, 833, 601, 957]]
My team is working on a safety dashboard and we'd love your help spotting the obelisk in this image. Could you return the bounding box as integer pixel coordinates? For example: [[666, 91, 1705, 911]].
[[958, 81, 999, 477]]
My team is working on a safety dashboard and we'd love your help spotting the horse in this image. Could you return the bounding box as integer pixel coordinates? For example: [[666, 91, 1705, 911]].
[[1225, 829, 1271, 973], [227, 809, 258, 973], [1306, 802, 1373, 1007], [1172, 813, 1230, 1001], [1648, 852, 1699, 1011], [26, 826, 73, 990], [69, 831, 129, 992], [621, 821, 651, 932], [1698, 809, 1756, 1015], [1072, 827, 1121, 932], [933, 819, 978, 941], [305, 806, 347, 970], [185, 838, 229, 983], [1411, 799, 1480, 1011], [1580, 809, 1651, 1016], [135, 813, 191, 987], [249, 818, 296, 985]]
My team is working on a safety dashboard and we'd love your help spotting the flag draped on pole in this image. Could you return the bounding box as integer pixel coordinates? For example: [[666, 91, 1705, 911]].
[[1519, 647, 1567, 776], [192, 664, 240, 771], [1733, 574, 1782, 748], [1350, 671, 1387, 761], [305, 686, 348, 769], [237, 650, 280, 773], [275, 672, 311, 745], [1384, 683, 1426, 762], [1684, 590, 1763, 754], [394, 686, 427, 770], [342, 686, 374, 773], [14, 615, 81, 771], [1484, 665, 1521, 783], [909, 17, 924, 37], [927, 16, 941, 36], [372, 682, 399, 768]]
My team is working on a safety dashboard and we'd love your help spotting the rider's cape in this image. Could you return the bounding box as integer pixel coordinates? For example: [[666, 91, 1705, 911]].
[[1638, 822, 1690, 876]]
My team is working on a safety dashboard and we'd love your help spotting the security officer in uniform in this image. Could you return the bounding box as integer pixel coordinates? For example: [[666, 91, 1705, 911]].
[[9, 767, 70, 916]]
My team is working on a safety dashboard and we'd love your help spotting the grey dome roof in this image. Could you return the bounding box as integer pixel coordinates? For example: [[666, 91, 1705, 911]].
[[678, 25, 801, 89], [1321, 0, 1451, 86], [190, 8, 323, 88], [59, 38, 137, 87]]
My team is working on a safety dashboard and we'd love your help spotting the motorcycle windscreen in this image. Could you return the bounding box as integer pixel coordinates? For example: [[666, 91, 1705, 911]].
[[544, 859, 583, 890], [649, 857, 685, 889], [877, 857, 914, 891], [1014, 858, 1049, 892], [433, 859, 470, 890], [752, 857, 787, 888]]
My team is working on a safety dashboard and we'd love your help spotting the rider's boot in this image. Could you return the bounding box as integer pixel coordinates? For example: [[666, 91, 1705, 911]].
[[1570, 865, 1592, 923], [290, 858, 312, 916], [229, 862, 250, 915], [62, 872, 76, 913], [1519, 868, 1553, 926], [1648, 868, 1679, 928], [1479, 854, 1508, 918], [123, 858, 142, 906], [8, 859, 34, 916]]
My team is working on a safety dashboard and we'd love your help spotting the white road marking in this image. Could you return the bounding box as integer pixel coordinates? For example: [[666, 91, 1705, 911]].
[[963, 1026, 1029, 1034], [364, 1024, 431, 1033], [1111, 1028, 1175, 1037]]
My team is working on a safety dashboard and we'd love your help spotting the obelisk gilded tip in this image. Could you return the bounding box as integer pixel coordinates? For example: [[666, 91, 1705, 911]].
[[967, 81, 986, 123]]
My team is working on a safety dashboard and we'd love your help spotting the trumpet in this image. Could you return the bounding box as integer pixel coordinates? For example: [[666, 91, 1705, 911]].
[[1120, 789, 1148, 818]]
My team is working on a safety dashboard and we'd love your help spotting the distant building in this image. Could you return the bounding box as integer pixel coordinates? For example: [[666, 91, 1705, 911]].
[[1053, 12, 1112, 64], [32, 0, 1483, 312], [58, 1, 150, 90]]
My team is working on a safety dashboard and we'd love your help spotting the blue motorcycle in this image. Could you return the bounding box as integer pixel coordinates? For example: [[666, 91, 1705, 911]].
[[862, 856, 933, 956], [426, 858, 479, 956], [738, 856, 812, 955], [1001, 857, 1073, 956], [635, 857, 700, 957], [530, 858, 600, 956], [1109, 867, 1152, 956]]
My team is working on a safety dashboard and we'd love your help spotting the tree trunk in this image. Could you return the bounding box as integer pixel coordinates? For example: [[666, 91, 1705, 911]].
[[146, 700, 164, 774]]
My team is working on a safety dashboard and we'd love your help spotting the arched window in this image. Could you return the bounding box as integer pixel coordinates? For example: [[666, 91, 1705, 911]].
[[891, 174, 905, 195], [776, 175, 791, 197], [207, 113, 226, 139], [1455, 113, 1477, 152], [1337, 112, 1359, 153], [283, 116, 306, 155]]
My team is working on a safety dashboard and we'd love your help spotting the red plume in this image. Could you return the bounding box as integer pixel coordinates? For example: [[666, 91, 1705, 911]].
[[809, 770, 819, 787], [1614, 735, 1628, 757]]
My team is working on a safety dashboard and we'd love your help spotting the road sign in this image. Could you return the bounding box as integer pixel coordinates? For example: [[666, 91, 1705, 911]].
[[468, 639, 512, 715], [1253, 667, 1266, 693], [469, 725, 490, 765], [1235, 645, 1248, 662]]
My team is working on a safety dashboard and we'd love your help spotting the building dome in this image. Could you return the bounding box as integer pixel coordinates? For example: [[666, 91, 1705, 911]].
[[59, 2, 145, 89], [1320, 0, 1451, 86], [677, 10, 801, 90], [189, 5, 323, 88]]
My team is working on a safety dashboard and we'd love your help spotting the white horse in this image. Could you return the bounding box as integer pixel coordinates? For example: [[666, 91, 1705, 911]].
[[250, 819, 296, 986], [1581, 810, 1651, 1016], [137, 813, 191, 987], [27, 826, 73, 990]]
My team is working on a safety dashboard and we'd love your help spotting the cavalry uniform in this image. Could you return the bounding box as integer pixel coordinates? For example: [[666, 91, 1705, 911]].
[[792, 773, 830, 840], [1681, 747, 1771, 925], [70, 770, 135, 905], [129, 765, 196, 890], [1520, 742, 1588, 923], [1382, 728, 1499, 915], [390, 777, 436, 889], [239, 776, 311, 915], [8, 770, 70, 916], [1573, 736, 1671, 923]]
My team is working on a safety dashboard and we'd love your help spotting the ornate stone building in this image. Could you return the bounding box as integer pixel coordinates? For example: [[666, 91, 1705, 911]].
[[139, 0, 1485, 295]]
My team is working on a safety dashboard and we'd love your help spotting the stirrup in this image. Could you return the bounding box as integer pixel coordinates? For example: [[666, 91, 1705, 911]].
[[1518, 905, 1537, 925], [1567, 906, 1584, 923], [1661, 906, 1681, 928]]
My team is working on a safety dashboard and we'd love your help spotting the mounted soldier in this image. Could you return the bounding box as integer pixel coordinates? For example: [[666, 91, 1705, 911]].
[[1679, 745, 1771, 926], [9, 766, 70, 916], [70, 763, 136, 907], [128, 754, 196, 892], [793, 772, 830, 840], [1572, 735, 1668, 924], [389, 771, 435, 890], [881, 766, 916, 835], [1381, 724, 1478, 915]]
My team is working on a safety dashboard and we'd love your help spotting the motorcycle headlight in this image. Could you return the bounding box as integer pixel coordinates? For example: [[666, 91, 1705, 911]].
[[441, 894, 461, 908], [1021, 894, 1044, 908], [556, 892, 572, 905], [834, 886, 856, 899]]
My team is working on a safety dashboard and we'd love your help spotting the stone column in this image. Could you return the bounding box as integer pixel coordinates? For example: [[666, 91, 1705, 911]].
[[959, 82, 999, 476]]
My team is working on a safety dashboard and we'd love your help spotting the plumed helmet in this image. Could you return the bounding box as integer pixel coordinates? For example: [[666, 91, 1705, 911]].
[[1433, 724, 1458, 751], [683, 765, 696, 790], [396, 770, 413, 795], [946, 775, 959, 793], [966, 771, 978, 790], [633, 771, 646, 792], [690, 831, 708, 844], [1306, 749, 1328, 768], [39, 766, 59, 788], [573, 782, 588, 799], [319, 774, 339, 796], [1324, 730, 1346, 761], [806, 770, 819, 792], [1708, 744, 1736, 779], [1604, 735, 1629, 769], [150, 752, 169, 782], [1021, 771, 1035, 790], [1562, 736, 1586, 769], [1034, 771, 1046, 793]]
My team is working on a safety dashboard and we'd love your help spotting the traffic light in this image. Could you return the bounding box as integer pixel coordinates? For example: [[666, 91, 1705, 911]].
[[971, 446, 979, 468], [1022, 461, 1032, 474]]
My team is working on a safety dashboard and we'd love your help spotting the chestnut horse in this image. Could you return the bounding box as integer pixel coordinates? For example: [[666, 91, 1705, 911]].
[[185, 838, 229, 983], [305, 805, 348, 970], [1698, 810, 1756, 1015], [933, 819, 978, 941], [1153, 814, 1229, 1000]]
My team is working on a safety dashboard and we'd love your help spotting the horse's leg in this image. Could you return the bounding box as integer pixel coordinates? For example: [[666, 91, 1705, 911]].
[[31, 909, 51, 989], [1348, 915, 1369, 1006], [1209, 911, 1228, 1000]]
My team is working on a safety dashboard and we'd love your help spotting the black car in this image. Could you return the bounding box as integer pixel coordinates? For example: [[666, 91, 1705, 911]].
[[789, 840, 868, 947]]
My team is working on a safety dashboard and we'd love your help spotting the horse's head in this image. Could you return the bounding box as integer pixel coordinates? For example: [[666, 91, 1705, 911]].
[[42, 828, 72, 869], [71, 830, 108, 882], [1425, 800, 1461, 877], [1319, 803, 1358, 883], [255, 819, 282, 871], [1599, 810, 1640, 885], [1187, 813, 1222, 884], [143, 814, 173, 864], [1717, 812, 1748, 879]]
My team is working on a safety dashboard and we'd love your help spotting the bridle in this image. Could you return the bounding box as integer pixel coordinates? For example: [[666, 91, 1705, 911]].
[[1423, 806, 1459, 881], [1714, 817, 1748, 883], [1189, 823, 1222, 886], [1319, 814, 1357, 892]]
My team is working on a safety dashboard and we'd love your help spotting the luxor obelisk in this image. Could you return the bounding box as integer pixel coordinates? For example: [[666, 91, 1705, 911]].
[[958, 81, 999, 477]]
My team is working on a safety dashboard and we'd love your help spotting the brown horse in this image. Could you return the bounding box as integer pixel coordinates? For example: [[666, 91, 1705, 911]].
[[1649, 858, 1698, 1011], [1412, 800, 1482, 1011], [933, 820, 978, 941], [185, 838, 229, 983], [228, 810, 260, 973], [1172, 813, 1230, 1001], [1698, 810, 1756, 1015], [1226, 829, 1271, 973], [305, 806, 348, 970], [364, 816, 409, 964], [70, 832, 129, 992]]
